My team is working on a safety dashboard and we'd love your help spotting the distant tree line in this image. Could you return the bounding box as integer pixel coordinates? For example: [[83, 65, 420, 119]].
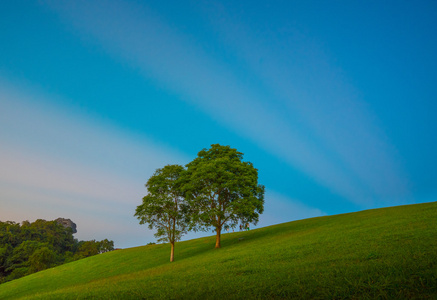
[[0, 219, 114, 283]]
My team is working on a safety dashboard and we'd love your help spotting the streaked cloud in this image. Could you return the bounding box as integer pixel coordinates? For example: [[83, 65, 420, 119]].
[[212, 23, 410, 203], [258, 190, 326, 228], [44, 0, 410, 206], [0, 78, 327, 246], [0, 78, 187, 246]]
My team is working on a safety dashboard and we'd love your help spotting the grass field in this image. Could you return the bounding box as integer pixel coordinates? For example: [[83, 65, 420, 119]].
[[0, 202, 436, 299]]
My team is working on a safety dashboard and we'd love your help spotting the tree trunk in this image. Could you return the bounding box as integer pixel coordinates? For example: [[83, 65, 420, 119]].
[[170, 242, 175, 262], [215, 227, 221, 248]]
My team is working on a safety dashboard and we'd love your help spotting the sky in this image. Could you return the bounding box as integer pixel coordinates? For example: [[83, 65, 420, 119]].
[[1, 0, 436, 248]]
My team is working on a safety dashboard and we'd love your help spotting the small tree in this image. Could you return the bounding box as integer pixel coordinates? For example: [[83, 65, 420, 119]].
[[75, 240, 100, 258], [182, 144, 265, 248], [98, 239, 114, 253], [135, 165, 190, 262]]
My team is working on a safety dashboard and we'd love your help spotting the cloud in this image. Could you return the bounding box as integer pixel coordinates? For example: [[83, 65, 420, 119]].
[[257, 190, 326, 228], [199, 6, 411, 205], [44, 0, 410, 206], [0, 181, 152, 247], [0, 78, 325, 247], [0, 78, 187, 247]]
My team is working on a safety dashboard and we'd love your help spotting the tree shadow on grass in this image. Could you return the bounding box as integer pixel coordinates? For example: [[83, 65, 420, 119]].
[[174, 221, 307, 262]]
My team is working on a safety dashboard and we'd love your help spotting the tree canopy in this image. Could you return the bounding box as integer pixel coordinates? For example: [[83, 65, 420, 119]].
[[135, 165, 190, 262], [183, 144, 265, 248]]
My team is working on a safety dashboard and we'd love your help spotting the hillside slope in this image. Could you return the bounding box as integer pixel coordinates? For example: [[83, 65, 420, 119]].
[[0, 202, 436, 299]]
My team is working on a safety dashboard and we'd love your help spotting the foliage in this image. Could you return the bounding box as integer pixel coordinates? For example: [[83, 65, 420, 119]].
[[74, 239, 114, 259], [135, 165, 190, 261], [75, 241, 100, 258], [6, 241, 49, 272], [0, 219, 114, 284], [29, 247, 56, 273], [182, 144, 265, 248], [0, 202, 436, 299], [98, 239, 114, 254]]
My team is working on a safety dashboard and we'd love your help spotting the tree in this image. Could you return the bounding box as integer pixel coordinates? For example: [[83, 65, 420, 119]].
[[75, 240, 100, 258], [29, 247, 56, 272], [182, 144, 265, 248], [98, 239, 114, 254], [135, 165, 190, 262]]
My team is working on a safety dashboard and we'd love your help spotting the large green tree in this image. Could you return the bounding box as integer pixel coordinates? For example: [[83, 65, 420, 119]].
[[183, 144, 265, 248], [135, 165, 190, 262]]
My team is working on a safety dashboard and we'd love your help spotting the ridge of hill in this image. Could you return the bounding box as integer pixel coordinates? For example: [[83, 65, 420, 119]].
[[0, 202, 436, 299]]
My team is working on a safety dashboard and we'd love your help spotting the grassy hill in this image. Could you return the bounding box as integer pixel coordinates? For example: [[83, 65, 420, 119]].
[[0, 202, 436, 299]]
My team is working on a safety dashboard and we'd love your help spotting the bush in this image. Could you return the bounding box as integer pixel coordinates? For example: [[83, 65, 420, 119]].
[[6, 267, 29, 281]]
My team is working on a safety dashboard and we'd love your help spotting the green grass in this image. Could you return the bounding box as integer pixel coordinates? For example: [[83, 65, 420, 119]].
[[1, 202, 436, 299]]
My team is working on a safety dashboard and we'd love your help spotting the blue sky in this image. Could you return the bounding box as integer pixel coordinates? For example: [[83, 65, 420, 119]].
[[1, 1, 436, 248]]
